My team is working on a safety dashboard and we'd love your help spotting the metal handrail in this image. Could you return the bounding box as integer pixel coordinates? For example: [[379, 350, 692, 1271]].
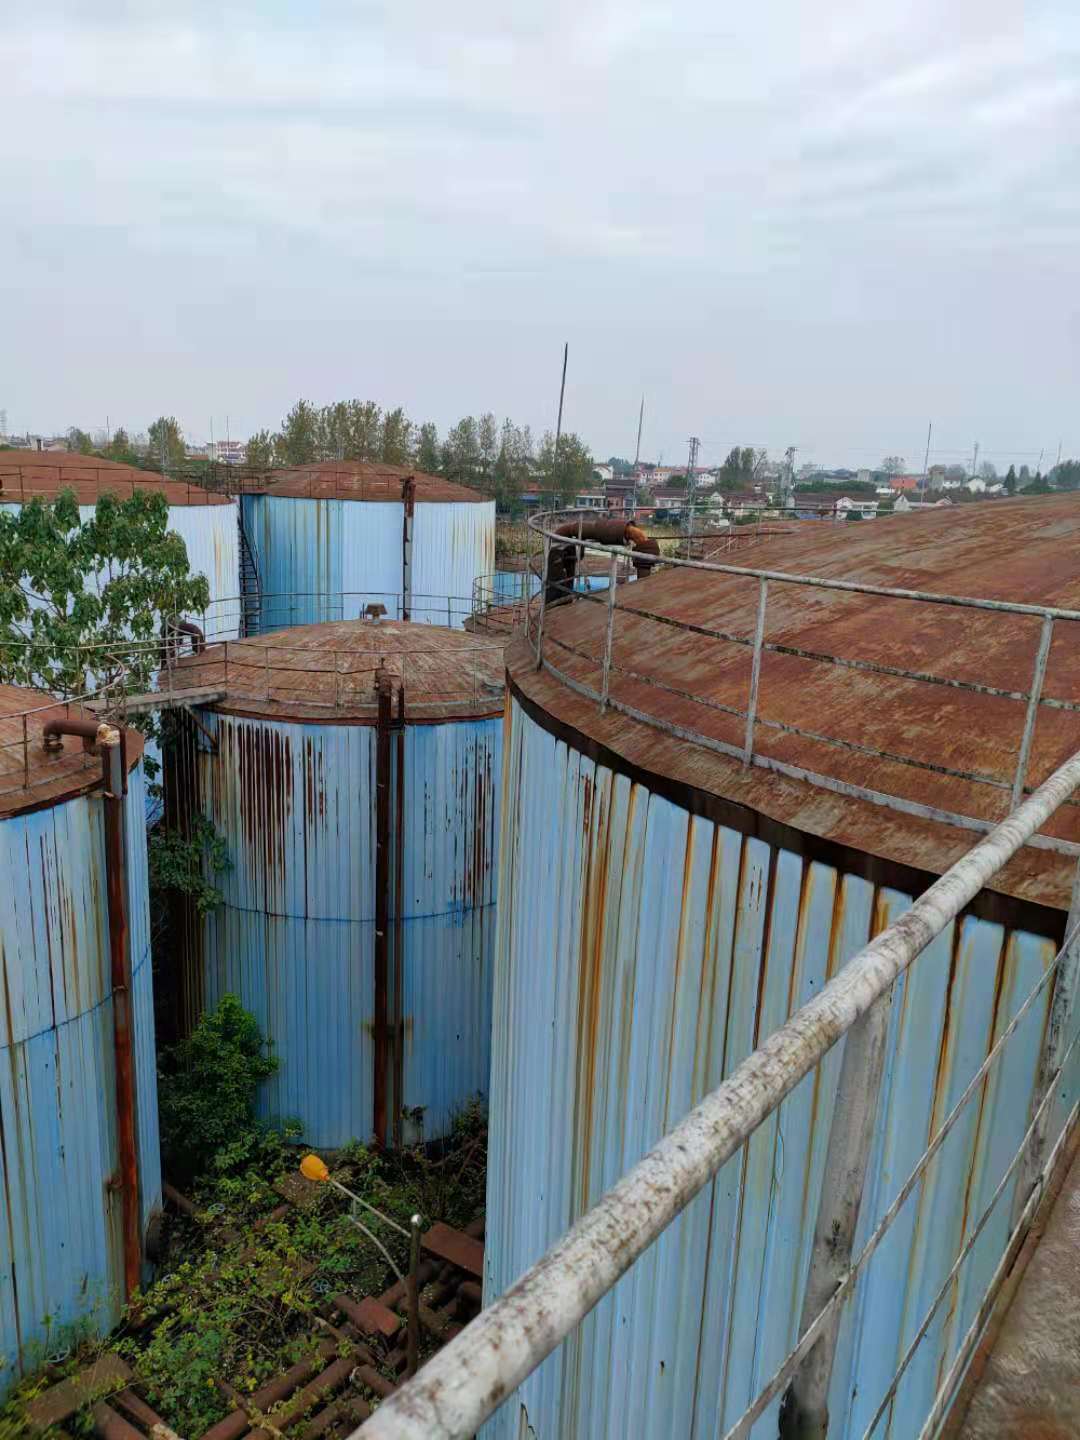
[[522, 509, 1080, 847], [352, 749, 1080, 1439]]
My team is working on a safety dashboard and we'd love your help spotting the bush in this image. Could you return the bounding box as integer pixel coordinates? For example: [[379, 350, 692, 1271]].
[[158, 996, 278, 1186]]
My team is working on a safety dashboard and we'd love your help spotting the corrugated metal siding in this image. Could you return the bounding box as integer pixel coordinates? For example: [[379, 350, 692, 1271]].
[[165, 501, 241, 641], [190, 710, 500, 1148], [0, 769, 158, 1390], [411, 501, 495, 626], [241, 496, 494, 631], [483, 696, 1064, 1440]]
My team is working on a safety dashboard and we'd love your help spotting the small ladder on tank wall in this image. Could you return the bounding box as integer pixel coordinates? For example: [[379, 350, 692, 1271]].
[[238, 506, 262, 636]]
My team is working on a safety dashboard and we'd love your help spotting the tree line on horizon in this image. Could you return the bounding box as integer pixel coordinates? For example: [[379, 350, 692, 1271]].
[[44, 401, 597, 512]]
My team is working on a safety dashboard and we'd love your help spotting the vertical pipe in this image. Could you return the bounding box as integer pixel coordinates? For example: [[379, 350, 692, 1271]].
[[742, 577, 768, 765], [1011, 614, 1053, 810], [534, 536, 551, 670], [1013, 855, 1080, 1224], [600, 553, 618, 711], [374, 670, 392, 1147], [780, 991, 894, 1439], [402, 477, 415, 621], [392, 686, 406, 1151], [407, 1214, 423, 1379], [101, 726, 142, 1300]]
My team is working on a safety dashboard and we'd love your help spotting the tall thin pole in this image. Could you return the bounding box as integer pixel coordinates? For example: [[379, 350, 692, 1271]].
[[552, 342, 568, 502], [1037, 447, 1045, 476], [971, 440, 979, 482], [922, 421, 932, 496], [634, 395, 645, 469]]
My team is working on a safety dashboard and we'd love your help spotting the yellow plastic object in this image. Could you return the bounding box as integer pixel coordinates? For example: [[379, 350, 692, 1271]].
[[300, 1153, 330, 1183]]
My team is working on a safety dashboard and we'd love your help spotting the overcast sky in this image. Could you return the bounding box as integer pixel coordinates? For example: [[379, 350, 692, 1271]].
[[1, 1, 1077, 471]]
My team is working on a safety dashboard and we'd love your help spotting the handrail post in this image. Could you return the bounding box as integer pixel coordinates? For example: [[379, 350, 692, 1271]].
[[534, 535, 551, 670], [1012, 853, 1080, 1225], [779, 989, 894, 1440], [743, 576, 768, 764], [585, 553, 614, 708], [1010, 614, 1053, 809]]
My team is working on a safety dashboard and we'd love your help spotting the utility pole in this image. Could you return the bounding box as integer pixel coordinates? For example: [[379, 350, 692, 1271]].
[[922, 421, 932, 496], [782, 446, 797, 511], [1037, 447, 1045, 477], [552, 342, 568, 504], [633, 395, 645, 470], [971, 440, 979, 482], [685, 436, 701, 546]]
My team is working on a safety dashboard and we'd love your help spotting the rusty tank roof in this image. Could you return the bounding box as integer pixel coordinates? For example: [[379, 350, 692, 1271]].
[[175, 620, 507, 723], [248, 460, 489, 504], [0, 684, 145, 819], [508, 494, 1080, 914], [0, 451, 232, 506]]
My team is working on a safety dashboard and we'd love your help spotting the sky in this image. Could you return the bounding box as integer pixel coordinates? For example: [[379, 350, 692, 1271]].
[[1, 1, 1077, 472]]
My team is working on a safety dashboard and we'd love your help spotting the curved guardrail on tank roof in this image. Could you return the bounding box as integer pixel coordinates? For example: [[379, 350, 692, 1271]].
[[515, 508, 1080, 857]]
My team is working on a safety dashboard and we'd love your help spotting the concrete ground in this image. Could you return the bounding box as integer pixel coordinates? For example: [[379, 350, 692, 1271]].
[[954, 1148, 1080, 1440]]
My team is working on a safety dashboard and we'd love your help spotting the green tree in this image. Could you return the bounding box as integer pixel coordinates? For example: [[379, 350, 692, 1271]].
[[1053, 459, 1080, 491], [442, 416, 481, 484], [492, 419, 533, 513], [245, 428, 275, 470], [66, 426, 95, 454], [380, 406, 413, 465], [158, 994, 278, 1185], [1004, 464, 1017, 495], [105, 427, 140, 465], [416, 421, 441, 474], [537, 429, 592, 505], [1018, 464, 1032, 487], [880, 455, 905, 476], [147, 415, 186, 469], [718, 445, 757, 490], [346, 399, 383, 460], [477, 412, 499, 489], [275, 399, 321, 465], [318, 400, 353, 460], [0, 489, 211, 700]]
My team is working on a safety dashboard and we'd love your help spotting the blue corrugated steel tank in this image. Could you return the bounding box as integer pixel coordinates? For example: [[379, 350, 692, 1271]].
[[485, 500, 1080, 1439], [0, 686, 159, 1392], [240, 461, 494, 631], [168, 618, 505, 1149]]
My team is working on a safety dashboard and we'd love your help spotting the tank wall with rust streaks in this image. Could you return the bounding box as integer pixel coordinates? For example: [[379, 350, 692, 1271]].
[[241, 494, 494, 631], [483, 695, 1069, 1440], [0, 764, 159, 1391], [185, 709, 500, 1147]]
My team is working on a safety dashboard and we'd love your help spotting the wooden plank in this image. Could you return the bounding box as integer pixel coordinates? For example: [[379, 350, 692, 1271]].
[[26, 1355, 133, 1430], [421, 1222, 484, 1279]]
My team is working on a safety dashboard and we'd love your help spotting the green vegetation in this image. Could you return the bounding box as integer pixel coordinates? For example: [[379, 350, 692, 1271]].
[[0, 488, 210, 701], [158, 996, 278, 1187], [149, 811, 231, 918], [0, 996, 487, 1439]]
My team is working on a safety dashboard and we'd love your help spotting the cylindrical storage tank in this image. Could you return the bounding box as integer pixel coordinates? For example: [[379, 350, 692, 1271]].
[[167, 619, 505, 1148], [0, 687, 159, 1390], [486, 498, 1080, 1439], [0, 453, 241, 641], [240, 461, 494, 631]]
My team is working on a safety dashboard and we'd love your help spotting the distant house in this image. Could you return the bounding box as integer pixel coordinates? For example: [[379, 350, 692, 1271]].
[[835, 496, 879, 520], [592, 464, 614, 484], [967, 477, 987, 494], [889, 475, 923, 492], [894, 495, 953, 513], [574, 491, 607, 510]]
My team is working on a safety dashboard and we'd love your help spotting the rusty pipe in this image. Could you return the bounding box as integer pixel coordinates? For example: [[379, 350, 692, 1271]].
[[373, 669, 393, 1146], [41, 714, 111, 753], [101, 726, 142, 1301]]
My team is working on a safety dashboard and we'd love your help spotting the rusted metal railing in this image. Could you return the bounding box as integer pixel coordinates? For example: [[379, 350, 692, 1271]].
[[351, 749, 1080, 1440]]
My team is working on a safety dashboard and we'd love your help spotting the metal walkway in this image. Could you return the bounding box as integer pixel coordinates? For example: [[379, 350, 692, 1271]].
[[948, 1139, 1080, 1440]]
